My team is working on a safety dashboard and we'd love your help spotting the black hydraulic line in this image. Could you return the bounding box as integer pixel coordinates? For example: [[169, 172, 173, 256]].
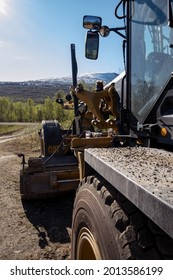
[[115, 0, 126, 19]]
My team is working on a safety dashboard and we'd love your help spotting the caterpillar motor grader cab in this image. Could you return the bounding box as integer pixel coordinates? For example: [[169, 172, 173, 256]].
[[20, 0, 173, 259]]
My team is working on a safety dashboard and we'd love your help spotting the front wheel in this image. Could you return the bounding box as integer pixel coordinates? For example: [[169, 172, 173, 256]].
[[71, 175, 165, 260], [71, 176, 122, 259]]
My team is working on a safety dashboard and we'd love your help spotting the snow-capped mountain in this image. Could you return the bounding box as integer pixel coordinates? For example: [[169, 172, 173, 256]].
[[28, 72, 118, 86], [0, 72, 119, 102], [0, 72, 118, 87], [75, 72, 118, 85]]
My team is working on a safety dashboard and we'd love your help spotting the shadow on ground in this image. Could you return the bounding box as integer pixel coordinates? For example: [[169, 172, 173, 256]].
[[22, 193, 75, 249]]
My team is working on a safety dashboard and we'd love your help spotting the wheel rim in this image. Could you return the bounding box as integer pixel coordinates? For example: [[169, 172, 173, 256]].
[[76, 227, 102, 260]]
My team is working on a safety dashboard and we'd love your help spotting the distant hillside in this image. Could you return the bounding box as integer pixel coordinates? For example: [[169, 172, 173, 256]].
[[55, 72, 118, 85], [0, 72, 118, 103]]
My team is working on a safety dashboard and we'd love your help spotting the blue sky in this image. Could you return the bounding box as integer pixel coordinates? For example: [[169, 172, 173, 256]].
[[0, 0, 124, 81]]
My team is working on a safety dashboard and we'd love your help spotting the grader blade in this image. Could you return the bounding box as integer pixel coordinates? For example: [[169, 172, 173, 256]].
[[20, 155, 79, 200]]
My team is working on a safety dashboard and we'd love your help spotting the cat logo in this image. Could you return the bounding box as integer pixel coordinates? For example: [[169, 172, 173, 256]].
[[48, 145, 58, 154]]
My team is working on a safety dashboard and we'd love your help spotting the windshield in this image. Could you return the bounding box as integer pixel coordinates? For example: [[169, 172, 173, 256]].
[[130, 0, 173, 123]]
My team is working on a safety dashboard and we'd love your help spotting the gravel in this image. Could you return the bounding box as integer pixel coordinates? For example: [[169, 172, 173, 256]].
[[86, 147, 173, 205]]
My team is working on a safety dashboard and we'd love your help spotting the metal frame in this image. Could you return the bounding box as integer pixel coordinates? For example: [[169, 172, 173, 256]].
[[85, 148, 173, 239]]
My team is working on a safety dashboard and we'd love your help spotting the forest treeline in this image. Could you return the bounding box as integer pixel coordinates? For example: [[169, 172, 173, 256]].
[[0, 96, 74, 126], [0, 83, 94, 126]]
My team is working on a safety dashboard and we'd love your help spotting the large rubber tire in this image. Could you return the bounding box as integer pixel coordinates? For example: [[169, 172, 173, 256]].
[[72, 178, 119, 259], [71, 175, 173, 260]]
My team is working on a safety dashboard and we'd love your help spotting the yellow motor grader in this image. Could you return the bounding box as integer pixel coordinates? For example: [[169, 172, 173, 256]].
[[19, 43, 120, 199], [19, 0, 173, 260]]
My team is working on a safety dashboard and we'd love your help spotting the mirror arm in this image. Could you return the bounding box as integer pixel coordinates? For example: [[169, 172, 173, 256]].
[[168, 0, 173, 27], [109, 27, 126, 39]]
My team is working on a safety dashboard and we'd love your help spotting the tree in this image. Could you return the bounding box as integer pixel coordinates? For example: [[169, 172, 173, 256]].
[[55, 89, 65, 99], [26, 98, 35, 122], [0, 97, 9, 121], [0, 95, 74, 127], [15, 102, 25, 122]]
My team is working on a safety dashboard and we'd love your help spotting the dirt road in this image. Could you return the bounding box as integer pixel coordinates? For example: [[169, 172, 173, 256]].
[[0, 130, 73, 260]]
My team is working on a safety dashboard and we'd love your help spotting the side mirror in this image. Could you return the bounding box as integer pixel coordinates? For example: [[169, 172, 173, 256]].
[[169, 0, 173, 27], [83, 15, 102, 31], [85, 31, 99, 60]]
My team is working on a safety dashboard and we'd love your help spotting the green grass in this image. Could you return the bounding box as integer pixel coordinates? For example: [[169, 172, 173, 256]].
[[0, 125, 25, 136]]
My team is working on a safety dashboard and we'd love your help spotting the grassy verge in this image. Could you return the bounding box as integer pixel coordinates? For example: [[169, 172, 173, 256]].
[[0, 125, 25, 136], [0, 124, 41, 155]]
